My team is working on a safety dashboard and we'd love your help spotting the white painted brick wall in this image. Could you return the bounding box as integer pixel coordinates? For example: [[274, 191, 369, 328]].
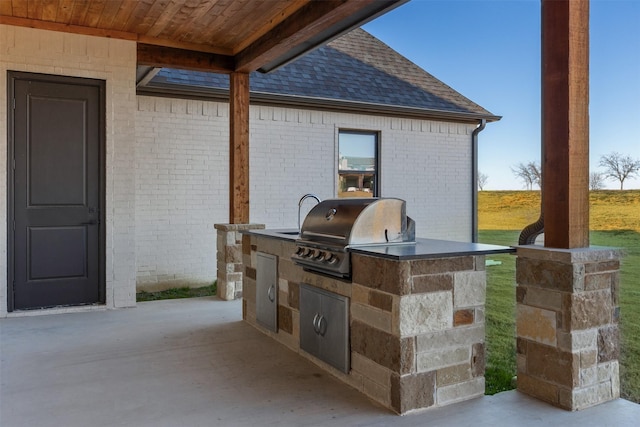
[[251, 108, 474, 240], [0, 24, 476, 306], [134, 100, 474, 289], [250, 107, 337, 227], [382, 120, 474, 240], [135, 96, 228, 290], [0, 25, 137, 315]]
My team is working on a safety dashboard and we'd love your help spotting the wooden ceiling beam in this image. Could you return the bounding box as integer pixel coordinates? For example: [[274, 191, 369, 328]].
[[235, 0, 380, 72], [136, 34, 233, 55], [137, 43, 235, 73]]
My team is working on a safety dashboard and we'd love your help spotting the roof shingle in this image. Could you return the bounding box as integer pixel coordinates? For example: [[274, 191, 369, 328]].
[[146, 28, 497, 121]]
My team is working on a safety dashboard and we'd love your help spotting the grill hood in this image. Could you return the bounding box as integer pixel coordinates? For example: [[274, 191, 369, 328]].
[[299, 198, 415, 247]]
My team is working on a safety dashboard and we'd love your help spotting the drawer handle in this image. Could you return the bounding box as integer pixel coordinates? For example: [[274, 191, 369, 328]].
[[267, 285, 275, 302]]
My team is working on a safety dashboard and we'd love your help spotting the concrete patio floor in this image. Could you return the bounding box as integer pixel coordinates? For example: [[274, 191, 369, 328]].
[[1, 297, 638, 427]]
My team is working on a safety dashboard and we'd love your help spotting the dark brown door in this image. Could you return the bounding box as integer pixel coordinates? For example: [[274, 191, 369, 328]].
[[8, 73, 104, 311]]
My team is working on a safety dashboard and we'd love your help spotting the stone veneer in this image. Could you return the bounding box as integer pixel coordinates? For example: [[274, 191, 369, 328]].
[[242, 232, 487, 414], [215, 224, 265, 300], [516, 245, 621, 410]]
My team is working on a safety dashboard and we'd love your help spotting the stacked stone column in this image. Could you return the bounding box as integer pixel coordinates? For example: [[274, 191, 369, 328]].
[[349, 252, 488, 413], [214, 223, 265, 300], [516, 246, 621, 410]]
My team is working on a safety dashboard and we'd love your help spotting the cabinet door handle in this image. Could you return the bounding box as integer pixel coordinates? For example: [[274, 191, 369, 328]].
[[267, 285, 275, 302], [318, 315, 327, 336], [312, 313, 320, 334]]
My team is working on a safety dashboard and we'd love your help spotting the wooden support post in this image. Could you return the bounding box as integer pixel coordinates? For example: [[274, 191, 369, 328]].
[[229, 72, 250, 224], [542, 0, 590, 248]]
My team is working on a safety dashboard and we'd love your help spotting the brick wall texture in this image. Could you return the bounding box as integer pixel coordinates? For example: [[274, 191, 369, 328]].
[[0, 24, 477, 311], [136, 96, 476, 289]]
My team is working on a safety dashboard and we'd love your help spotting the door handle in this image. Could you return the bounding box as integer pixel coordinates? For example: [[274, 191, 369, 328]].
[[312, 313, 320, 334], [318, 315, 327, 336], [267, 285, 275, 302], [312, 314, 327, 336], [81, 220, 99, 226]]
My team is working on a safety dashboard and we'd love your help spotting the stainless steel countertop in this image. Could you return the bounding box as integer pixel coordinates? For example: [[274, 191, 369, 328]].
[[242, 229, 515, 260], [350, 238, 515, 260]]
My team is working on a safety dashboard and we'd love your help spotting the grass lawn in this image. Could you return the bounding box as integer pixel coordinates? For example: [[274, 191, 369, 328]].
[[478, 190, 640, 403], [479, 230, 518, 395], [136, 283, 217, 302]]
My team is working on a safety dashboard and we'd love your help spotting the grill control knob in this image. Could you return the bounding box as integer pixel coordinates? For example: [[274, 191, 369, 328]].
[[326, 254, 339, 264], [295, 247, 306, 256], [305, 249, 315, 258], [314, 251, 325, 261]]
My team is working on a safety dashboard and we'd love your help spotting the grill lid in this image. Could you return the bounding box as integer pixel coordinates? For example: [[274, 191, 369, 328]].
[[299, 198, 415, 247]]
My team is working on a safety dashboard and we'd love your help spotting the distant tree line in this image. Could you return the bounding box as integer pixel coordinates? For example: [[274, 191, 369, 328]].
[[503, 152, 640, 191]]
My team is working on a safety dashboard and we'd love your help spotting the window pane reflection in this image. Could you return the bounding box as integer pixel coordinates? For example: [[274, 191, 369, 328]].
[[338, 131, 377, 198]]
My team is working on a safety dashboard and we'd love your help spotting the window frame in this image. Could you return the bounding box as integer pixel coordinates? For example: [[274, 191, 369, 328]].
[[337, 129, 380, 198]]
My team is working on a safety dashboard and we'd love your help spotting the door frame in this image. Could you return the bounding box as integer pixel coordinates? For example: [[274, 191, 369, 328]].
[[7, 71, 107, 312]]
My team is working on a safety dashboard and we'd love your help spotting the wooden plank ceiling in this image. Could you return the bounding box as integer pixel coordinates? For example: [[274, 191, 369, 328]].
[[0, 0, 405, 73]]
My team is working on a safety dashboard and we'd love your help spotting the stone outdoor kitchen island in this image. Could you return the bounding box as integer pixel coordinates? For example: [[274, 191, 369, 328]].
[[223, 227, 513, 414]]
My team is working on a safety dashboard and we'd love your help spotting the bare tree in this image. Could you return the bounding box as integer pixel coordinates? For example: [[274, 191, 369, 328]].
[[590, 172, 606, 190], [512, 163, 534, 190], [512, 162, 541, 190], [528, 162, 542, 189], [477, 171, 488, 191], [599, 152, 640, 190]]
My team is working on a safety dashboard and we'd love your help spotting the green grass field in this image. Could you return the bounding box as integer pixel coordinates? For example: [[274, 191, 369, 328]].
[[137, 283, 217, 302], [478, 190, 640, 403]]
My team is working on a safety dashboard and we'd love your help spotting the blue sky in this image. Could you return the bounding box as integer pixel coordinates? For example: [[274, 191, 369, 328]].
[[363, 0, 640, 190]]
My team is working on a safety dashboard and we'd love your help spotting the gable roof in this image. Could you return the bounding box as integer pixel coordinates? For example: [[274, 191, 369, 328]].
[[139, 28, 499, 123]]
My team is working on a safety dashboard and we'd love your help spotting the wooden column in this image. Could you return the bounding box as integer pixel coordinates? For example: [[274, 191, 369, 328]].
[[541, 0, 590, 248], [229, 72, 250, 224]]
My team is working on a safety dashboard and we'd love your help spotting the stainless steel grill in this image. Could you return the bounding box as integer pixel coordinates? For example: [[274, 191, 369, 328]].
[[292, 198, 415, 278]]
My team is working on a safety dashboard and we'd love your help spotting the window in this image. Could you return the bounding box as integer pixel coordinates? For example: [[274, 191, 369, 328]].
[[338, 130, 379, 198]]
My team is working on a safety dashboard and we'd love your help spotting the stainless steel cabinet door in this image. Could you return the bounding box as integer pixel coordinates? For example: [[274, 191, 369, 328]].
[[318, 290, 349, 373], [256, 252, 278, 332], [300, 284, 322, 357], [299, 284, 350, 373]]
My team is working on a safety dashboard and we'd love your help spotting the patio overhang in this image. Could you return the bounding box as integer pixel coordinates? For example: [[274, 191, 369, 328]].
[[0, 0, 406, 74], [0, 0, 592, 241], [0, 0, 624, 413], [0, 0, 407, 224]]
